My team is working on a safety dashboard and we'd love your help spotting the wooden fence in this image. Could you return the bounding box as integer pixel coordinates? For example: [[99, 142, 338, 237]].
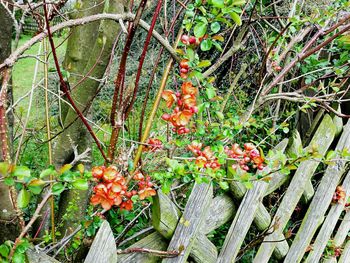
[[27, 113, 350, 262]]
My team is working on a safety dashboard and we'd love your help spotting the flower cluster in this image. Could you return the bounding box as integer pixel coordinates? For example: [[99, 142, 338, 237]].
[[332, 185, 346, 204], [90, 166, 156, 211], [161, 82, 198, 135], [143, 138, 163, 152], [225, 143, 265, 171], [133, 171, 156, 200], [188, 142, 220, 170]]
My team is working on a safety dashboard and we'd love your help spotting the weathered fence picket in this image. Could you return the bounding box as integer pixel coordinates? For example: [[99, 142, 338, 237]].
[[77, 115, 350, 263], [284, 120, 350, 262], [253, 114, 336, 262]]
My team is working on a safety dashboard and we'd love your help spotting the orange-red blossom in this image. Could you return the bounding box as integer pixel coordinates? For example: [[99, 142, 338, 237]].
[[161, 82, 198, 135], [90, 166, 156, 211]]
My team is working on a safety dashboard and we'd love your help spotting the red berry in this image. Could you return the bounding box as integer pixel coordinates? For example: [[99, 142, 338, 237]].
[[161, 113, 171, 121], [180, 60, 189, 69], [189, 36, 196, 44], [181, 35, 190, 45], [180, 67, 189, 74]]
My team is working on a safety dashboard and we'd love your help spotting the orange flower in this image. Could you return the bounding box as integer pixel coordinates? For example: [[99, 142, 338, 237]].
[[202, 146, 214, 160], [103, 166, 120, 182], [188, 141, 203, 155], [173, 110, 193, 126], [133, 171, 145, 181], [181, 82, 197, 95], [120, 200, 133, 211], [195, 156, 207, 167], [162, 90, 177, 108], [92, 166, 104, 179], [182, 94, 197, 109], [138, 188, 156, 200]]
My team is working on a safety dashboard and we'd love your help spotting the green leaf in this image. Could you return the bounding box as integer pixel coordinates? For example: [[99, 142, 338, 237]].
[[216, 111, 224, 120], [39, 167, 56, 179], [186, 48, 195, 61], [4, 177, 14, 186], [210, 22, 221, 33], [0, 244, 9, 257], [17, 189, 31, 208], [194, 22, 207, 38], [28, 185, 43, 195], [211, 0, 224, 8], [59, 164, 72, 175], [15, 239, 30, 254], [230, 12, 242, 26], [200, 39, 213, 51], [219, 181, 229, 190], [0, 162, 10, 176], [52, 183, 65, 195], [212, 41, 223, 51], [206, 87, 216, 99], [12, 252, 25, 263], [197, 60, 211, 68], [232, 0, 245, 5], [13, 166, 31, 180], [72, 179, 89, 191]]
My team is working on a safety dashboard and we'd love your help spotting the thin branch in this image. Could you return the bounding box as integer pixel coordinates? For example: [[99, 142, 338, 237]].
[[0, 12, 180, 70]]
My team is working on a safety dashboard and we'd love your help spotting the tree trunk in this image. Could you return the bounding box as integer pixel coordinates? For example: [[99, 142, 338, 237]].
[[0, 1, 20, 243], [52, 0, 126, 236]]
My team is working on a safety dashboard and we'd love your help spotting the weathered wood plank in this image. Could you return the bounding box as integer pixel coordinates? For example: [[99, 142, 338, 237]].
[[84, 220, 117, 263], [301, 180, 314, 204], [253, 114, 336, 263], [339, 239, 350, 263], [26, 249, 60, 263], [284, 120, 350, 262], [162, 182, 213, 263], [201, 194, 236, 234], [152, 189, 181, 239], [152, 191, 233, 263], [118, 231, 168, 263], [324, 206, 350, 263], [190, 235, 218, 263], [305, 170, 350, 262], [218, 139, 288, 262]]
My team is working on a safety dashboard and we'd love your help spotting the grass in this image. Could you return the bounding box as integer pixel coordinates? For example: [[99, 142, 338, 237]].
[[12, 34, 67, 126]]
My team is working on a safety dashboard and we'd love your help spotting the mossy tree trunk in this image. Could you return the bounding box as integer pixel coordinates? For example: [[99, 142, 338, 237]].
[[0, 1, 20, 243], [51, 0, 126, 236]]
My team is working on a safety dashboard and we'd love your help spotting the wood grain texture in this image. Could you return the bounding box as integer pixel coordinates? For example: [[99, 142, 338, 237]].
[[84, 220, 117, 263], [284, 120, 350, 263], [162, 182, 213, 263], [26, 249, 60, 263], [118, 232, 168, 263], [253, 114, 336, 263], [152, 189, 181, 239]]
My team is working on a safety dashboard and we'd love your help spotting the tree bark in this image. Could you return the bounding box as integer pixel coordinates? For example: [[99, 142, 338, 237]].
[[0, 1, 20, 243], [52, 0, 126, 236]]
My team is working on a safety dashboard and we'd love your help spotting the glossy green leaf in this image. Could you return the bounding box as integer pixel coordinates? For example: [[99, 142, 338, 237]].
[[200, 39, 213, 51], [72, 178, 89, 191], [211, 0, 224, 8], [230, 12, 242, 26], [197, 60, 211, 68], [194, 22, 207, 38], [211, 22, 221, 33], [52, 183, 65, 195], [17, 189, 31, 208], [13, 166, 31, 180]]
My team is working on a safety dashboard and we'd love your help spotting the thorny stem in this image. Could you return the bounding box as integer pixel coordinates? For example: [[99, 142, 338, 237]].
[[43, 0, 108, 162]]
